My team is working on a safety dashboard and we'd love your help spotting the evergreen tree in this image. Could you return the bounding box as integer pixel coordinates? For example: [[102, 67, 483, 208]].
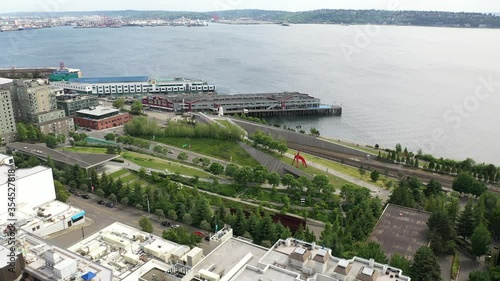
[[389, 254, 411, 276], [410, 247, 443, 281], [467, 270, 491, 281], [457, 201, 475, 239], [470, 223, 492, 257], [139, 216, 153, 233], [427, 208, 456, 254]]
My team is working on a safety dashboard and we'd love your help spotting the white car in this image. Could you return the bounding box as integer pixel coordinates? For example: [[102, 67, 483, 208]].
[[171, 224, 180, 229]]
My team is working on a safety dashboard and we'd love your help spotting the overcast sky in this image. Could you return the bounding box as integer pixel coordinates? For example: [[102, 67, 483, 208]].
[[1, 0, 499, 13]]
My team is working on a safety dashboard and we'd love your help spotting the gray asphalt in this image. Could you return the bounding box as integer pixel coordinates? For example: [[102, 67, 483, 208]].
[[47, 193, 212, 254]]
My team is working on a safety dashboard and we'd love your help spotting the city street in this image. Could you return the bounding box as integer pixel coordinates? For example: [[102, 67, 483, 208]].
[[47, 193, 212, 254]]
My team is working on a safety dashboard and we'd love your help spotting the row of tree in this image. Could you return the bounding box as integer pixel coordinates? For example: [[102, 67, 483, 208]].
[[251, 131, 288, 154], [124, 117, 244, 141]]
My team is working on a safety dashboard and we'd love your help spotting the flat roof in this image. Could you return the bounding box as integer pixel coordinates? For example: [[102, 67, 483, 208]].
[[69, 76, 149, 84], [7, 230, 113, 281], [368, 204, 431, 259], [76, 106, 119, 117], [0, 77, 13, 85], [6, 142, 119, 169]]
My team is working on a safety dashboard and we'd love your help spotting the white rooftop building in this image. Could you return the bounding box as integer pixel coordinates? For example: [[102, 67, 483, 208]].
[[68, 222, 191, 280], [133, 226, 411, 281], [0, 153, 86, 237], [0, 229, 113, 281]]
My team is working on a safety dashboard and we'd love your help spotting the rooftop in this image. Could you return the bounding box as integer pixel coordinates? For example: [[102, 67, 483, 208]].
[[68, 222, 189, 280], [76, 106, 119, 117], [368, 204, 431, 259], [69, 76, 150, 84], [0, 77, 13, 86], [0, 230, 113, 281], [6, 142, 119, 170]]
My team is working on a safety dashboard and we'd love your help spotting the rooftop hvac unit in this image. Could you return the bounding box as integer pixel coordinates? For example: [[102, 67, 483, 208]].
[[124, 253, 140, 265], [53, 258, 77, 279], [88, 246, 107, 261]]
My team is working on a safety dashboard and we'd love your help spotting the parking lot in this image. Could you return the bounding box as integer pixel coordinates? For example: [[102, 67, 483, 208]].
[[47, 193, 212, 254]]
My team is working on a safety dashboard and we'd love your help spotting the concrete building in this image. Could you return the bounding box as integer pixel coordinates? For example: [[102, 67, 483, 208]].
[[8, 79, 75, 136], [68, 222, 191, 280], [0, 230, 113, 281], [0, 153, 86, 237], [73, 106, 131, 130], [11, 79, 56, 122], [32, 110, 75, 135], [56, 94, 100, 116], [0, 78, 17, 145], [130, 226, 411, 281]]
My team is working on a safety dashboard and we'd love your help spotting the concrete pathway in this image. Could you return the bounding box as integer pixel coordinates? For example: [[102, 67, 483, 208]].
[[284, 153, 391, 201]]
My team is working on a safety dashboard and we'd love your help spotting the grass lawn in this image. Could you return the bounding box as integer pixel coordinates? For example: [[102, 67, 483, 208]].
[[122, 152, 212, 178], [216, 119, 232, 127], [109, 169, 128, 179], [153, 137, 259, 167], [121, 173, 138, 183], [59, 146, 108, 154], [287, 149, 396, 189]]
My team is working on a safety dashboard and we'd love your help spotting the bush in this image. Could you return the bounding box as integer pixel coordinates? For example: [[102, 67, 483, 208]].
[[451, 252, 460, 280]]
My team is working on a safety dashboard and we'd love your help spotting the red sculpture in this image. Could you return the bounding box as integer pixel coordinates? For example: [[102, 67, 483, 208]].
[[292, 151, 308, 168]]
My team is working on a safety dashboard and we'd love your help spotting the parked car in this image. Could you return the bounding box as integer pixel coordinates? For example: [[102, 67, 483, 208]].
[[81, 194, 90, 199], [161, 221, 171, 227], [168, 150, 174, 154], [193, 231, 204, 238], [105, 202, 114, 208], [76, 192, 82, 197], [97, 200, 105, 205], [204, 236, 210, 241], [171, 224, 180, 229]]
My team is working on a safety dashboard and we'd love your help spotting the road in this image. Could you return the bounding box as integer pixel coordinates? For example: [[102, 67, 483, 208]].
[[46, 193, 212, 254]]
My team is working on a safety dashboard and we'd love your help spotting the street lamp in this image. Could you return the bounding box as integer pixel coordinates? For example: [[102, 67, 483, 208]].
[[143, 194, 150, 214], [87, 177, 93, 193]]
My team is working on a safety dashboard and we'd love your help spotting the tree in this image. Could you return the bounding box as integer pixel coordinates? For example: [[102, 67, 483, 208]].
[[167, 209, 178, 221], [177, 152, 188, 161], [427, 208, 456, 254], [57, 134, 66, 144], [95, 189, 105, 198], [16, 123, 28, 141], [130, 101, 143, 115], [355, 241, 388, 263], [209, 163, 224, 175], [424, 179, 443, 197], [155, 209, 165, 219], [139, 216, 153, 233], [267, 172, 281, 187], [389, 254, 411, 276], [153, 145, 165, 154], [200, 220, 211, 232], [395, 143, 402, 154], [182, 213, 193, 225], [470, 223, 491, 257], [108, 193, 117, 203], [45, 135, 58, 148], [410, 247, 443, 281], [120, 197, 129, 206], [225, 163, 239, 177], [457, 201, 476, 239], [309, 127, 320, 137], [370, 170, 380, 182], [468, 270, 491, 281], [112, 98, 125, 109], [358, 165, 366, 179], [104, 133, 116, 141], [234, 166, 253, 187], [54, 180, 70, 202], [106, 146, 116, 154]]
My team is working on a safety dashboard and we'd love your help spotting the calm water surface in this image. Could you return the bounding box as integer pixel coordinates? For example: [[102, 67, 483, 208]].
[[1, 24, 499, 164]]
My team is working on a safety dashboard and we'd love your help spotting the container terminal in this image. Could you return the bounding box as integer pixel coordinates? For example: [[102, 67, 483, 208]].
[[47, 67, 341, 117]]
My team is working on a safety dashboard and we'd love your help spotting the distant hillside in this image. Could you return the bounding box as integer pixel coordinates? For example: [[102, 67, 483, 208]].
[[3, 9, 500, 28]]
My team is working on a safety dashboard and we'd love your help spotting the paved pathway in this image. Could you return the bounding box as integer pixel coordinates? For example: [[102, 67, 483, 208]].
[[284, 152, 391, 201]]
